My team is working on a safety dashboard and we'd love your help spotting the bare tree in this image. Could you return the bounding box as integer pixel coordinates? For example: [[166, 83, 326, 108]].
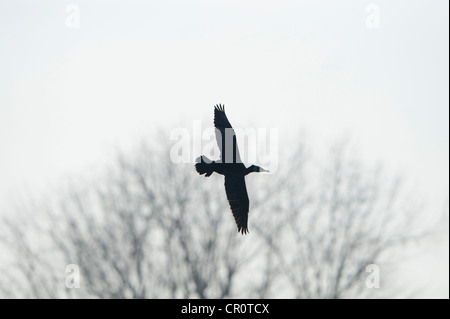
[[251, 139, 427, 298], [0, 133, 430, 298], [0, 139, 259, 298]]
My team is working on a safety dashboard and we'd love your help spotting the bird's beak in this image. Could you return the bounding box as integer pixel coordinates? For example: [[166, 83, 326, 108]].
[[261, 168, 269, 173]]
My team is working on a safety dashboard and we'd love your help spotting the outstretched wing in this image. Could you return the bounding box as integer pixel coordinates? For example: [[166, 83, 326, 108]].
[[214, 104, 242, 163], [224, 174, 249, 234]]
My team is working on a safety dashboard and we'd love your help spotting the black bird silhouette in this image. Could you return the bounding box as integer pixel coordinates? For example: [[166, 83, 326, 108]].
[[195, 104, 269, 234]]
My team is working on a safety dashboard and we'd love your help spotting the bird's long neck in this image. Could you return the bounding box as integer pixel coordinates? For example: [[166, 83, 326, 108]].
[[245, 166, 257, 175]]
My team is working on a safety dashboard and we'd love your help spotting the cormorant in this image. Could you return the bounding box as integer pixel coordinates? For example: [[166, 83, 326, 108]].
[[195, 104, 269, 235]]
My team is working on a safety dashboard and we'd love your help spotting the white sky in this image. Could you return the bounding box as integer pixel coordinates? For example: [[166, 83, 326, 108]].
[[0, 0, 448, 297]]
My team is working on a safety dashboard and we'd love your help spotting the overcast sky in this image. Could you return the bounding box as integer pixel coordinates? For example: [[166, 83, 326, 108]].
[[0, 0, 448, 297]]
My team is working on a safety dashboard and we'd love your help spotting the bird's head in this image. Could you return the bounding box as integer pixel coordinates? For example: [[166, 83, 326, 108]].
[[246, 165, 269, 174]]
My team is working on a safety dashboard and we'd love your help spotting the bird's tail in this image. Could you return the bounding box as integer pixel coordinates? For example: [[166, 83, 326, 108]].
[[195, 156, 214, 177]]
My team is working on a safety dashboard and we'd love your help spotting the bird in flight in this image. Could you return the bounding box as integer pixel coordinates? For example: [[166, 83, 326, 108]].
[[195, 104, 269, 234]]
